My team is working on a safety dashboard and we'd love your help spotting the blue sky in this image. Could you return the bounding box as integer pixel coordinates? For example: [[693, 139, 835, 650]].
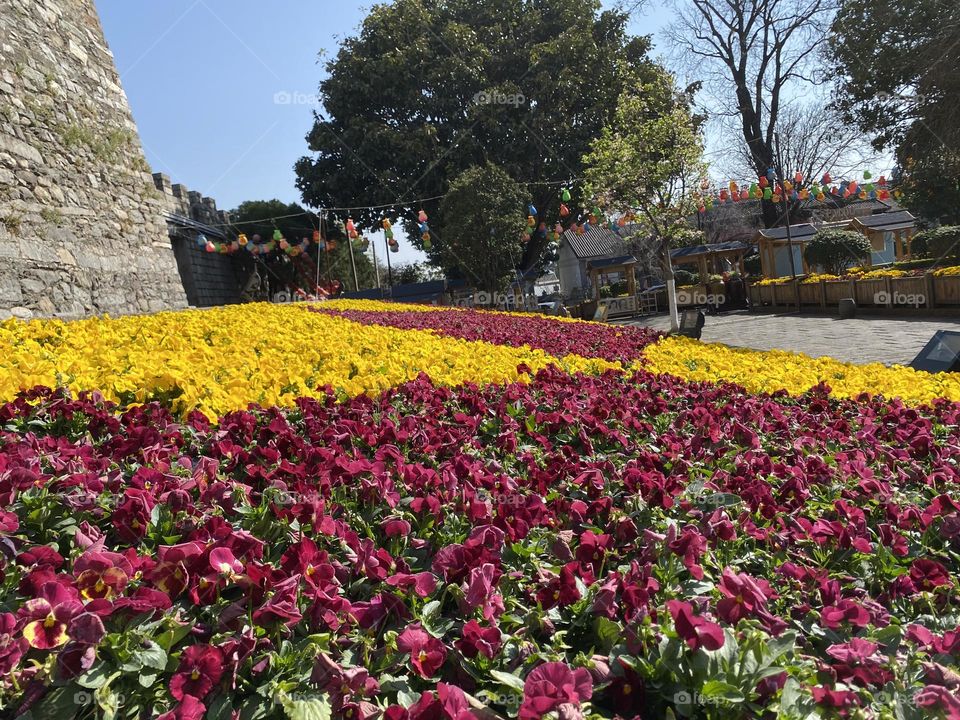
[[95, 0, 672, 264]]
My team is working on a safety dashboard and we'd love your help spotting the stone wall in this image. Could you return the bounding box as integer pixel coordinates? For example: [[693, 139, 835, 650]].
[[152, 173, 247, 308], [0, 0, 188, 319]]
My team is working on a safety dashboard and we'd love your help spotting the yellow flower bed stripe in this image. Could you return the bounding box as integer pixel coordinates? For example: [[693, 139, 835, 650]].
[[0, 304, 616, 419], [640, 336, 960, 405]]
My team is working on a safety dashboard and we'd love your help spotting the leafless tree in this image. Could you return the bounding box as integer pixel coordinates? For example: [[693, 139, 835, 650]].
[[667, 0, 838, 225], [717, 102, 884, 185]]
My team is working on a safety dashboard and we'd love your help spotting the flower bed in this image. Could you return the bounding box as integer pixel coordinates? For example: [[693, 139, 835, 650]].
[[2, 366, 960, 719], [1, 300, 960, 719], [315, 303, 662, 364]]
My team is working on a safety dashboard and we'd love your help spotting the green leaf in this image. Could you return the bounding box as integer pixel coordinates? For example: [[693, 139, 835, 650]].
[[279, 693, 333, 720], [29, 687, 81, 717], [594, 616, 621, 652], [206, 694, 235, 720], [779, 677, 802, 713], [95, 685, 120, 720], [156, 621, 193, 651], [764, 631, 797, 660], [77, 663, 112, 689], [134, 640, 168, 671], [699, 680, 745, 703], [489, 669, 526, 692]]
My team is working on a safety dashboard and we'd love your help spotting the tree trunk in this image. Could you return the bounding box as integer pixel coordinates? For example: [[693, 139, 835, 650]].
[[661, 239, 679, 332]]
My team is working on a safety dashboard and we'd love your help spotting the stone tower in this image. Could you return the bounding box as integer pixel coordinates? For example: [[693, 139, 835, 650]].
[[0, 0, 188, 319]]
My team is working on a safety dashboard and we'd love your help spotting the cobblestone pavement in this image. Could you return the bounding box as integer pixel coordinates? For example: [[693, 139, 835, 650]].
[[618, 311, 960, 366]]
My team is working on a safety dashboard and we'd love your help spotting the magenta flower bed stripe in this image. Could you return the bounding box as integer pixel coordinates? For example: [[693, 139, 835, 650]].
[[312, 307, 662, 363]]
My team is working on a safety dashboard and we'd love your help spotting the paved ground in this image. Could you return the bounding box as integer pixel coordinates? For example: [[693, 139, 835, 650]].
[[618, 311, 960, 366]]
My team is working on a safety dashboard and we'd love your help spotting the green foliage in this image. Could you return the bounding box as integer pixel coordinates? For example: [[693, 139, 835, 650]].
[[829, 0, 960, 223], [230, 199, 378, 292], [803, 229, 872, 276], [582, 69, 706, 275], [40, 207, 63, 225], [437, 163, 527, 292], [673, 269, 699, 286], [914, 225, 960, 260], [671, 227, 706, 249], [60, 123, 136, 163], [743, 255, 762, 277], [0, 213, 22, 236], [294, 0, 662, 273], [909, 232, 929, 259], [393, 262, 440, 285]]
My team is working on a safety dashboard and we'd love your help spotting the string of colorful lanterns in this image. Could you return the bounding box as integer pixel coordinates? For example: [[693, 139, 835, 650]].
[[199, 227, 337, 256], [695, 169, 900, 213], [516, 187, 639, 245]]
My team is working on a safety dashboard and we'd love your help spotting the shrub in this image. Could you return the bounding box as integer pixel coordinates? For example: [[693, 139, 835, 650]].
[[914, 225, 960, 260], [910, 232, 929, 258], [673, 269, 698, 286], [803, 229, 872, 276]]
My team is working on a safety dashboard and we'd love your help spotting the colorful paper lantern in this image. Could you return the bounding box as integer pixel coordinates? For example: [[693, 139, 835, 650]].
[[418, 210, 428, 223], [528, 204, 538, 216], [561, 188, 571, 202], [759, 176, 769, 189], [238, 233, 248, 247], [559, 203, 570, 218]]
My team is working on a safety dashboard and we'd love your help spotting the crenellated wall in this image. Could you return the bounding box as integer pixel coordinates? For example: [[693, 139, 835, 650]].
[[152, 173, 247, 308], [0, 0, 188, 319]]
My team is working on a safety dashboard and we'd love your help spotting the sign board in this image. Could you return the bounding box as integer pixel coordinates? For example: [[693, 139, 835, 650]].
[[910, 330, 960, 373], [599, 295, 638, 318], [592, 304, 609, 322]]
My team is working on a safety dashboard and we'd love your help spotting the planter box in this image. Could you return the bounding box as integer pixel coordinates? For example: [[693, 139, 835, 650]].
[[749, 274, 960, 311], [933, 276, 960, 305]]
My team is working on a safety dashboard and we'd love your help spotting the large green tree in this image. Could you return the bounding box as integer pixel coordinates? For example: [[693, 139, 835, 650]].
[[829, 0, 960, 223], [583, 70, 707, 330], [295, 0, 662, 274], [230, 200, 377, 293], [437, 163, 528, 293]]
